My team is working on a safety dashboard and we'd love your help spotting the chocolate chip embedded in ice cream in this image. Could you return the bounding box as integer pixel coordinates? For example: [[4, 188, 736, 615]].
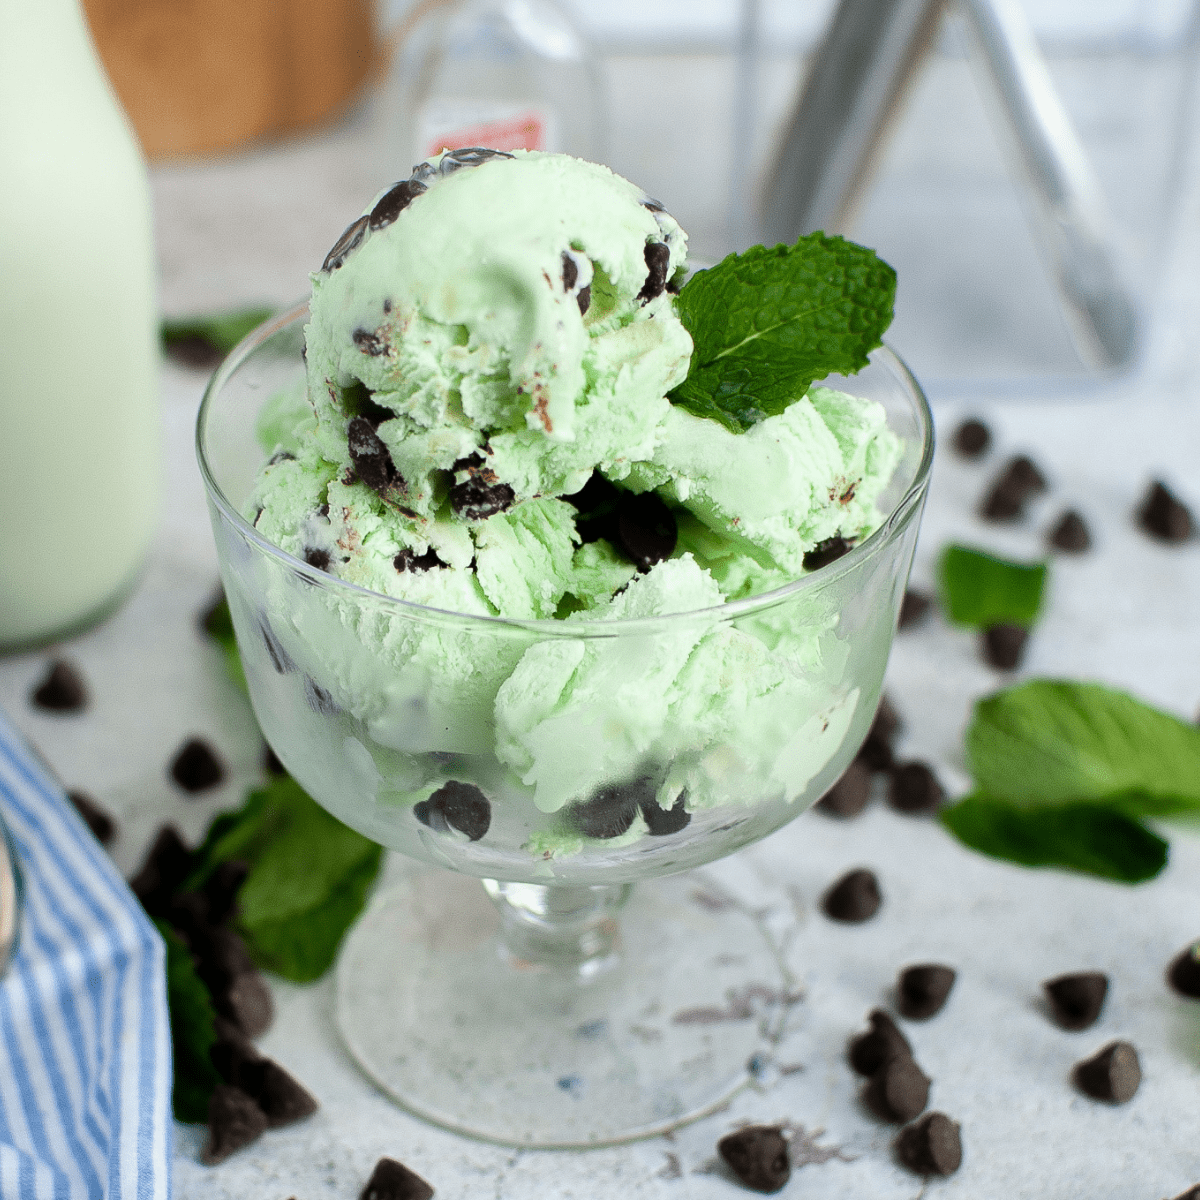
[[640, 792, 691, 835], [322, 214, 369, 273], [448, 474, 516, 521], [637, 241, 672, 304], [414, 780, 491, 841], [803, 536, 852, 571], [569, 777, 655, 839], [369, 180, 428, 231], [347, 417, 408, 507], [617, 491, 677, 571]]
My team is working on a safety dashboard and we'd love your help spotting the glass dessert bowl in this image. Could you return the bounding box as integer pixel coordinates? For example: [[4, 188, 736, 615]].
[[197, 304, 933, 1147]]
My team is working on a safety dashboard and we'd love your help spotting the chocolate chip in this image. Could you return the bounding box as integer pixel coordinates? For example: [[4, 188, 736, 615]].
[[894, 1112, 962, 1176], [898, 588, 932, 630], [887, 761, 945, 815], [1137, 479, 1194, 543], [347, 384, 395, 428], [567, 471, 621, 542], [130, 824, 193, 916], [952, 418, 991, 459], [570, 776, 654, 839], [303, 547, 331, 572], [263, 744, 286, 777], [202, 859, 249, 927], [1169, 1187, 1200, 1200], [864, 1053, 930, 1122], [170, 738, 225, 793], [980, 455, 1048, 521], [617, 491, 677, 571], [393, 547, 443, 573], [236, 1058, 318, 1128], [353, 328, 387, 356], [448, 474, 515, 521], [32, 659, 88, 711], [803, 536, 853, 571], [716, 1125, 790, 1193], [360, 1157, 435, 1200], [561, 250, 578, 292], [576, 284, 591, 315], [322, 214, 369, 273], [822, 868, 882, 923], [201, 1084, 268, 1164], [637, 242, 672, 304], [199, 587, 229, 636], [641, 196, 667, 213], [260, 620, 294, 674], [164, 333, 224, 370], [267, 450, 296, 466], [1167, 941, 1200, 998], [347, 416, 407, 505], [414, 780, 491, 841], [982, 623, 1028, 670], [857, 695, 900, 772], [67, 790, 116, 844], [304, 677, 339, 715], [210, 1020, 263, 1086], [369, 179, 427, 230], [437, 146, 514, 174], [226, 971, 274, 1039], [1044, 971, 1108, 1030], [898, 964, 956, 1019], [849, 1009, 912, 1076], [815, 759, 873, 818], [641, 792, 691, 835], [1048, 509, 1092, 552], [1073, 1039, 1141, 1103]]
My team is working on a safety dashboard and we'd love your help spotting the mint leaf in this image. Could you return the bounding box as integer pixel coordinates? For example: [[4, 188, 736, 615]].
[[162, 306, 275, 356], [156, 920, 221, 1123], [938, 544, 1047, 628], [940, 795, 1168, 884], [669, 236, 896, 432], [967, 680, 1200, 812]]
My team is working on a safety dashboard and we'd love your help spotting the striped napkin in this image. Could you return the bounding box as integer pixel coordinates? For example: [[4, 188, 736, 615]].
[[0, 709, 171, 1200]]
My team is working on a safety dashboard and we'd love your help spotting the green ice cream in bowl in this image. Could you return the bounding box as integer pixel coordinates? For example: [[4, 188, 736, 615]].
[[197, 148, 933, 1148]]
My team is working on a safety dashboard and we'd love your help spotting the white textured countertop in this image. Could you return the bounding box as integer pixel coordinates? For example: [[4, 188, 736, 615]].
[[2, 100, 1199, 1199]]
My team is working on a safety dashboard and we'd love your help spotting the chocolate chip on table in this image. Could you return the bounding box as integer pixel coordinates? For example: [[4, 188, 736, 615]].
[[641, 793, 691, 835], [448, 474, 515, 521], [894, 1112, 963, 1176], [849, 1009, 912, 1076], [898, 964, 957, 1020], [322, 214, 370, 273], [369, 179, 428, 230], [982, 623, 1028, 670], [716, 1124, 791, 1194], [815, 759, 873, 818], [822, 868, 882, 923], [31, 659, 89, 711], [887, 761, 945, 815], [1167, 941, 1200, 998], [952, 417, 991, 459], [210, 1016, 263, 1085], [898, 588, 932, 630], [1137, 479, 1194, 543], [637, 241, 672, 304], [170, 738, 225, 793], [864, 1053, 930, 1123], [1048, 509, 1092, 552], [803, 535, 853, 571], [67, 790, 116, 845], [201, 1084, 268, 1164], [1169, 1187, 1200, 1200], [348, 416, 408, 505], [263, 744, 286, 777], [980, 454, 1048, 521], [1043, 971, 1108, 1031], [130, 824, 194, 917], [235, 1057, 318, 1128], [569, 776, 655, 839], [617, 491, 677, 571], [857, 695, 900, 772], [414, 780, 491, 841], [360, 1156, 436, 1200], [1073, 1039, 1141, 1103]]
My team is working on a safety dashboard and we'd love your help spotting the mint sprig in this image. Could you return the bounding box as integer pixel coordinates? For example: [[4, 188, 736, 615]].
[[938, 545, 1047, 628], [157, 920, 222, 1123], [669, 235, 896, 433]]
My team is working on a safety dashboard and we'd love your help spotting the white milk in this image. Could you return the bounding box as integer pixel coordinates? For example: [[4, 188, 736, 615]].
[[0, 0, 159, 648]]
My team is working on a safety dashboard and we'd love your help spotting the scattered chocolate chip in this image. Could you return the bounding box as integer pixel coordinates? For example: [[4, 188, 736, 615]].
[[226, 971, 274, 1039], [1048, 509, 1092, 553], [637, 242, 672, 304], [263, 744, 286, 777], [67, 790, 116, 845], [170, 738, 225, 793], [864, 1053, 930, 1122], [303, 547, 331, 573], [31, 659, 89, 712], [561, 250, 578, 292], [982, 623, 1028, 670], [857, 696, 900, 772], [576, 284, 591, 315], [570, 776, 655, 839], [164, 333, 224, 370], [1137, 479, 1194, 543], [199, 587, 229, 636], [202, 860, 249, 927], [803, 536, 852, 571], [130, 824, 194, 917], [849, 1009, 912, 1076], [1073, 1039, 1141, 1103], [393, 547, 443, 573], [888, 761, 945, 815], [641, 793, 691, 835], [322, 214, 370, 273], [201, 1084, 268, 1164], [898, 964, 956, 1020], [236, 1058, 318, 1128], [898, 589, 932, 630], [822, 868, 882, 923], [369, 179, 427, 230], [260, 621, 294, 674], [353, 328, 386, 356], [185, 922, 274, 1037], [360, 1156, 435, 1200], [414, 780, 491, 841], [347, 416, 407, 505], [1169, 1187, 1200, 1200], [448, 474, 515, 521], [1044, 971, 1108, 1031], [717, 1125, 790, 1194], [980, 454, 1048, 521], [303, 677, 340, 716], [617, 492, 677, 571], [815, 759, 873, 818], [952, 418, 991, 459], [209, 1018, 263, 1085], [1167, 941, 1200, 998], [894, 1112, 962, 1176]]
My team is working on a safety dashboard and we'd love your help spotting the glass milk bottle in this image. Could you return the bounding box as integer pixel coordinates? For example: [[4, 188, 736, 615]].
[[0, 0, 159, 649]]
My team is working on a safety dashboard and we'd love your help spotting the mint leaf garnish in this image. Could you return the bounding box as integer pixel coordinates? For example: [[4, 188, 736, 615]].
[[669, 235, 896, 432], [938, 544, 1047, 628], [157, 920, 221, 1123], [940, 795, 1168, 884], [967, 680, 1200, 813]]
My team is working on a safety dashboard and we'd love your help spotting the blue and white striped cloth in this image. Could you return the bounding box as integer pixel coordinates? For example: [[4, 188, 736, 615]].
[[0, 709, 172, 1200]]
